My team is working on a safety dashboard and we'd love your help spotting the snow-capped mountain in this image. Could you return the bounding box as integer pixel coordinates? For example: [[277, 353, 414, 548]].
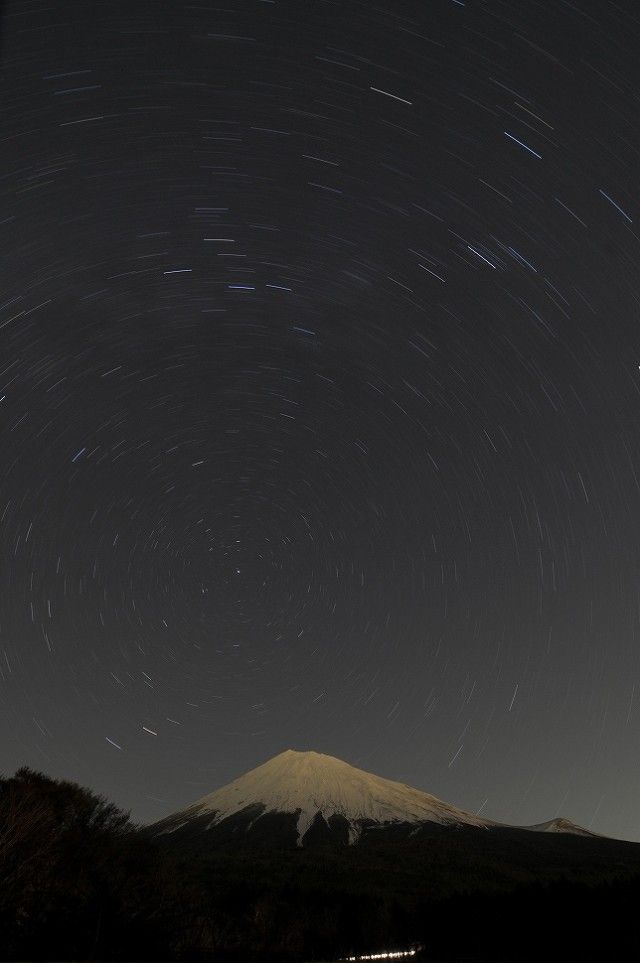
[[153, 749, 490, 847], [151, 749, 597, 849]]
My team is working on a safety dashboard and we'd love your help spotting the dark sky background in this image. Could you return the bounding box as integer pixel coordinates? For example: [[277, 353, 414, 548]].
[[1, 0, 640, 840]]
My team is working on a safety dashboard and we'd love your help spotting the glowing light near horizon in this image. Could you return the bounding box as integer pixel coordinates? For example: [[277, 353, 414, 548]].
[[344, 949, 418, 961]]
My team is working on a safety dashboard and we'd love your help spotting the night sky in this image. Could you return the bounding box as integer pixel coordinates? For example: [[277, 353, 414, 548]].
[[2, 0, 640, 840]]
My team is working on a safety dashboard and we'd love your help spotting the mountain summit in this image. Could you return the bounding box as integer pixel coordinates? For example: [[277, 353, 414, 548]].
[[153, 748, 490, 846]]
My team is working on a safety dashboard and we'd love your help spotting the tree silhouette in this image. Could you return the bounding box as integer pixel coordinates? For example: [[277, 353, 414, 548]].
[[0, 767, 179, 960]]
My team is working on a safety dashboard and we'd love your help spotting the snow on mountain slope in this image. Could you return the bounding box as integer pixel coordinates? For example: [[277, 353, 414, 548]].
[[523, 817, 597, 836], [163, 749, 491, 845]]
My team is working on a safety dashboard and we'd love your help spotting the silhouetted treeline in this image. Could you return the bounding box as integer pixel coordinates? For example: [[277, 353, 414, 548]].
[[0, 768, 194, 961], [1, 768, 639, 961]]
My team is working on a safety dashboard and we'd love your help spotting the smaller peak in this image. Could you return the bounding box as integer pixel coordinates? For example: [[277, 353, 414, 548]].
[[525, 816, 597, 836]]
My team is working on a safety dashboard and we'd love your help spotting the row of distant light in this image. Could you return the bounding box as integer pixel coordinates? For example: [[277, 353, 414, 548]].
[[343, 949, 418, 961]]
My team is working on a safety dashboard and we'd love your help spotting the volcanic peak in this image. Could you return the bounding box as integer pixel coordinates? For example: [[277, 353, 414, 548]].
[[171, 748, 489, 845]]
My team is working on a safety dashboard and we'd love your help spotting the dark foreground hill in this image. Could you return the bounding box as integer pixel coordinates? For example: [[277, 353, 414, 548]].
[[2, 765, 640, 961]]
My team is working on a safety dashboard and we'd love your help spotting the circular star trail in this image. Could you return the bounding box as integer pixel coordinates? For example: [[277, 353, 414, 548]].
[[2, 0, 640, 839]]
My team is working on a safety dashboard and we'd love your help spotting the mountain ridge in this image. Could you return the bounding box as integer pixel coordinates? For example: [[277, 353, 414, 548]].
[[151, 749, 594, 848]]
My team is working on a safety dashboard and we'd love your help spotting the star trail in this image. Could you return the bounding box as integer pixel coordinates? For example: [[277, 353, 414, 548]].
[[1, 0, 640, 840]]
